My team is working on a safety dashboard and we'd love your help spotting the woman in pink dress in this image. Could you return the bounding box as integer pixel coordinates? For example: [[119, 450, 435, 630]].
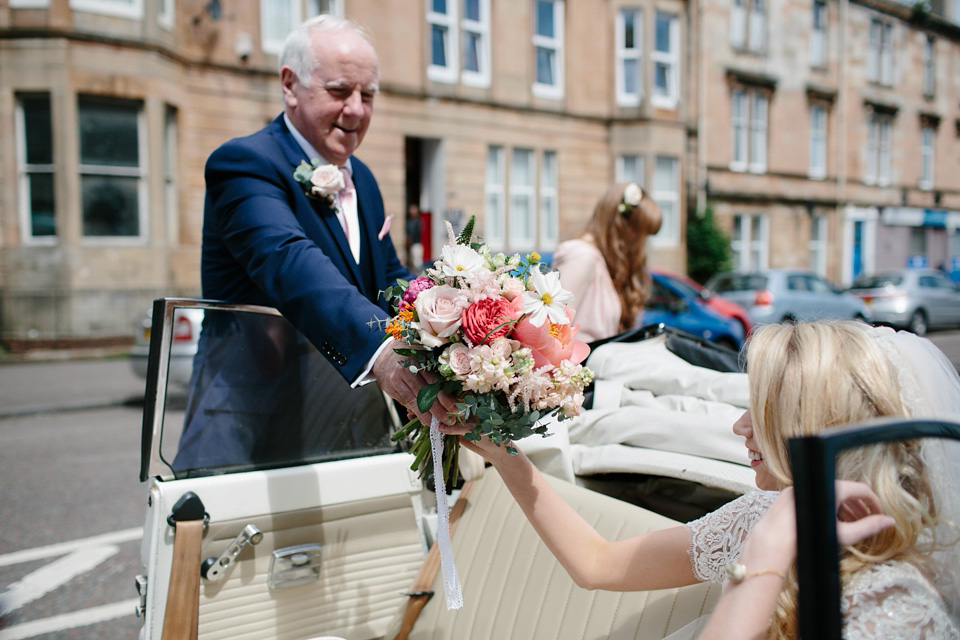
[[553, 182, 662, 343]]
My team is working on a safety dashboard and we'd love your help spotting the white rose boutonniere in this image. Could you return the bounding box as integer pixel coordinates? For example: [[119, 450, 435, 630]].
[[618, 182, 644, 215], [294, 159, 344, 207]]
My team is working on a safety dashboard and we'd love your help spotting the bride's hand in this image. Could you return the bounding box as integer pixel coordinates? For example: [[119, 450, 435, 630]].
[[437, 422, 517, 464]]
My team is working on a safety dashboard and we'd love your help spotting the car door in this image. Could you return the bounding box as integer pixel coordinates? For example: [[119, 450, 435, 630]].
[[137, 299, 429, 640], [920, 273, 960, 328]]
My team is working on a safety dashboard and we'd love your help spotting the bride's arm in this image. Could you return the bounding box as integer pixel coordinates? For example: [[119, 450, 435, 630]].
[[451, 430, 698, 591]]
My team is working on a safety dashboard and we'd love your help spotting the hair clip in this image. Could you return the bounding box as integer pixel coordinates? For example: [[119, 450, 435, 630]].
[[618, 183, 643, 215]]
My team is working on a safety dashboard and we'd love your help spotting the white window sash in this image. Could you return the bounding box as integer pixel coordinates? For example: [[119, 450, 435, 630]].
[[865, 117, 878, 185], [460, 0, 490, 87], [428, 0, 458, 83], [615, 9, 643, 106], [730, 0, 746, 48], [877, 119, 891, 186], [923, 37, 935, 96], [616, 154, 646, 186], [747, 0, 766, 52], [879, 23, 894, 86], [15, 97, 57, 245], [509, 149, 536, 251], [730, 90, 748, 171], [651, 12, 678, 108], [262, 0, 300, 55], [532, 0, 564, 99], [69, 0, 142, 19], [867, 20, 881, 82], [538, 150, 558, 250], [920, 127, 934, 190], [809, 106, 827, 179], [650, 155, 679, 247], [484, 145, 506, 249], [749, 93, 767, 173]]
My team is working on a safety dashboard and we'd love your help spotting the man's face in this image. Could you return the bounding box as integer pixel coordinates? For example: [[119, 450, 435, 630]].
[[282, 29, 378, 166]]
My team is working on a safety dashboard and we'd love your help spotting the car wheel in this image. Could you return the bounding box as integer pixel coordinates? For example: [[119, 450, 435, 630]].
[[908, 310, 928, 336]]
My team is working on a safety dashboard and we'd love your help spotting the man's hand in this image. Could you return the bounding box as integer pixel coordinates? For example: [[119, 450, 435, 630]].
[[371, 343, 459, 427]]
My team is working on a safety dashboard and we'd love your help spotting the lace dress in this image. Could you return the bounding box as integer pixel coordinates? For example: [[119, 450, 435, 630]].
[[677, 489, 959, 640]]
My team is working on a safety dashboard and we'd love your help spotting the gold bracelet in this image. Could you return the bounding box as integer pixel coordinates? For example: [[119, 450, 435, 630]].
[[725, 561, 786, 584]]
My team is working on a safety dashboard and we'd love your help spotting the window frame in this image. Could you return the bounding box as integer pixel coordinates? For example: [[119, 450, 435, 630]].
[[69, 0, 143, 19], [460, 0, 491, 87], [809, 104, 828, 180], [262, 0, 301, 55], [867, 18, 894, 87], [484, 145, 506, 250], [731, 214, 769, 271], [616, 154, 646, 186], [808, 214, 828, 277], [15, 93, 57, 245], [864, 111, 893, 187], [923, 35, 935, 97], [651, 11, 679, 109], [508, 148, 536, 252], [538, 150, 558, 251], [427, 0, 458, 83], [920, 125, 935, 190], [532, 0, 565, 100], [810, 0, 827, 68], [650, 155, 680, 247], [730, 87, 768, 174], [616, 8, 643, 107], [77, 96, 148, 243]]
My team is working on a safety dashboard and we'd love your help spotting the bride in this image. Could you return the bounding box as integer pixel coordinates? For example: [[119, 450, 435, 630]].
[[440, 320, 960, 638]]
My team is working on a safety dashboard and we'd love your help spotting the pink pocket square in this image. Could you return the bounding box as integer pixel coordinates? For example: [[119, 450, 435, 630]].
[[378, 215, 393, 240]]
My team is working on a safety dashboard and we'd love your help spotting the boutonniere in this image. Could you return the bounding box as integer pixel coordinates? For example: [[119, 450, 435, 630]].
[[294, 159, 344, 208]]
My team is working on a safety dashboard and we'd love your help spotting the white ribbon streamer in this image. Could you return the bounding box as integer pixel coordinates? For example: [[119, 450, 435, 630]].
[[429, 417, 463, 610]]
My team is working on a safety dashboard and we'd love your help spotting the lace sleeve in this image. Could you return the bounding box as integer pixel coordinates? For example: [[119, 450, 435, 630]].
[[842, 562, 960, 640], [684, 489, 778, 583]]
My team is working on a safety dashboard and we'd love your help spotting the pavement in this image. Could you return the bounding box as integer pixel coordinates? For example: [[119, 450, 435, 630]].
[[0, 354, 146, 418]]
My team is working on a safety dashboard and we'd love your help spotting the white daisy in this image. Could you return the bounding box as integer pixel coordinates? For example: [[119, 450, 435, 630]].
[[522, 269, 573, 327], [439, 244, 486, 278]]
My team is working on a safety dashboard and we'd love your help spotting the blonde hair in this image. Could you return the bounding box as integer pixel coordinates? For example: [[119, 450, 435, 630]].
[[582, 183, 662, 333], [746, 321, 939, 640]]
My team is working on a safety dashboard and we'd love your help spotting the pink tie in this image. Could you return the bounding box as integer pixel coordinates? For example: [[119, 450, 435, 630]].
[[339, 167, 355, 242]]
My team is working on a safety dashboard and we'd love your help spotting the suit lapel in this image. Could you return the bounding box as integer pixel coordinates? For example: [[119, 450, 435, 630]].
[[270, 117, 363, 287]]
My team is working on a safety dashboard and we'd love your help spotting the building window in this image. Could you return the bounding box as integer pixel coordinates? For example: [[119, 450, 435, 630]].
[[616, 8, 643, 106], [16, 94, 56, 242], [69, 0, 143, 19], [810, 0, 827, 67], [651, 156, 679, 246], [867, 18, 894, 86], [616, 154, 646, 185], [307, 0, 343, 16], [539, 151, 558, 250], [485, 145, 506, 250], [428, 0, 457, 83], [509, 148, 536, 251], [865, 112, 892, 186], [461, 0, 491, 86], [731, 214, 768, 271], [10, 0, 52, 7], [262, 0, 298, 54], [809, 104, 827, 179], [78, 97, 144, 239], [158, 0, 173, 28], [652, 12, 679, 108], [923, 35, 935, 97], [920, 125, 935, 190], [731, 88, 768, 173], [809, 214, 827, 276], [731, 0, 765, 53], [532, 0, 564, 99]]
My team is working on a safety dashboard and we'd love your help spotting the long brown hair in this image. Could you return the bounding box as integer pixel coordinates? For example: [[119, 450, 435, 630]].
[[582, 183, 662, 332]]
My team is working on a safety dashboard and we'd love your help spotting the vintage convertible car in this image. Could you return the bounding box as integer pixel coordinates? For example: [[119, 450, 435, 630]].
[[135, 299, 751, 640]]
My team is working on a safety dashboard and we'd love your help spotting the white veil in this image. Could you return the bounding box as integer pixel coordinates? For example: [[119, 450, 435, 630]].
[[869, 326, 960, 622]]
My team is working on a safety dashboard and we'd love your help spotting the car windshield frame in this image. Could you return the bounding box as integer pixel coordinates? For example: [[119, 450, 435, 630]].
[[849, 274, 904, 289], [139, 298, 401, 482]]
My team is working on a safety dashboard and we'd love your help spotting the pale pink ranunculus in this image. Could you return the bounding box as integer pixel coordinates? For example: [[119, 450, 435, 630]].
[[499, 276, 526, 301], [513, 307, 591, 369], [412, 285, 466, 347], [445, 342, 476, 377], [489, 337, 517, 361], [461, 296, 522, 346]]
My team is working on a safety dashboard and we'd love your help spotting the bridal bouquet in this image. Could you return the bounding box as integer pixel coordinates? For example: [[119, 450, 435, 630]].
[[385, 217, 594, 489]]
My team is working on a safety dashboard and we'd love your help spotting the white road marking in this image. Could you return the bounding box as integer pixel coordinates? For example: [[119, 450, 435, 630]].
[[0, 598, 139, 640], [1, 546, 119, 612], [0, 527, 141, 568]]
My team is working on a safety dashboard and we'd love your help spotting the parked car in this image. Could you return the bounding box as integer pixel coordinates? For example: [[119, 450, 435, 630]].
[[652, 268, 754, 336], [642, 271, 747, 350], [847, 268, 960, 336], [129, 305, 203, 386], [704, 269, 870, 328]]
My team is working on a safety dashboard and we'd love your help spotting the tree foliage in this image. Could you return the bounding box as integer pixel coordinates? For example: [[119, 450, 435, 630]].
[[686, 204, 732, 286]]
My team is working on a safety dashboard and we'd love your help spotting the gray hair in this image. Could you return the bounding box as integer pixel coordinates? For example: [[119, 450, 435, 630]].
[[278, 14, 373, 88]]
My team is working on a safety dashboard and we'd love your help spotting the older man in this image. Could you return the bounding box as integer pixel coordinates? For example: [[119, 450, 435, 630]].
[[176, 16, 453, 470]]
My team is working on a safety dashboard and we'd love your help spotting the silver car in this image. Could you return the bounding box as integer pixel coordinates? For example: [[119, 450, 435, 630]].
[[847, 269, 960, 336], [704, 269, 870, 327], [129, 306, 203, 386]]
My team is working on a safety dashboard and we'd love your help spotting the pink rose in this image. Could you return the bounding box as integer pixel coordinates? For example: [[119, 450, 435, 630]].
[[444, 343, 476, 376], [412, 285, 466, 347], [309, 164, 345, 198], [513, 307, 591, 368], [403, 276, 435, 306], [462, 296, 522, 346]]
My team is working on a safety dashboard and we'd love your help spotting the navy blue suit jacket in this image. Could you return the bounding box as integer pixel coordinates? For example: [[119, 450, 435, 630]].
[[201, 114, 411, 381]]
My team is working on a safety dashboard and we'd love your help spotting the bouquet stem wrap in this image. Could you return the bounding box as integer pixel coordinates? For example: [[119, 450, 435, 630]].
[[429, 417, 463, 610]]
